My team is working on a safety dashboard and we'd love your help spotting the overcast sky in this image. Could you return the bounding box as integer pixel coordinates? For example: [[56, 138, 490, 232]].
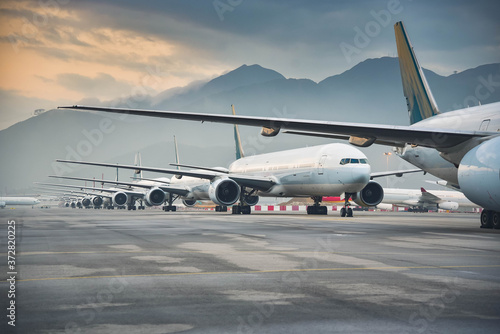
[[0, 0, 499, 129]]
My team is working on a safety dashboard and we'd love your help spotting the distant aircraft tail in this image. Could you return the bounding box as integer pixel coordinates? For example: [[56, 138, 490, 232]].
[[132, 152, 143, 180], [394, 21, 440, 125], [174, 135, 181, 170], [232, 105, 245, 159]]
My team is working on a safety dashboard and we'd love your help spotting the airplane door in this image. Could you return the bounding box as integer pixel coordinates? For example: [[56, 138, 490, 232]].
[[479, 119, 490, 131], [318, 155, 327, 175]]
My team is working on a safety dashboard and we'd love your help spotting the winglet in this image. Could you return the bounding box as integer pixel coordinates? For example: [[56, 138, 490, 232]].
[[420, 187, 427, 193], [394, 21, 440, 125]]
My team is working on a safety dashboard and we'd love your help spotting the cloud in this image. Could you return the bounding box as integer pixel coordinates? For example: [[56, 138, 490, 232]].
[[56, 72, 133, 97]]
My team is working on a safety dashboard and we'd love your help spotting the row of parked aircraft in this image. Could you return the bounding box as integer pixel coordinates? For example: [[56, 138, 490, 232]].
[[42, 113, 475, 217], [52, 21, 498, 227]]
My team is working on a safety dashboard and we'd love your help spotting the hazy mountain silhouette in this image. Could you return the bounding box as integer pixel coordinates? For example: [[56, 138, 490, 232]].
[[1, 58, 499, 193]]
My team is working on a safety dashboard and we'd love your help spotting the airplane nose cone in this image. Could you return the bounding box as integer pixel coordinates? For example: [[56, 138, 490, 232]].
[[352, 166, 370, 183], [347, 166, 371, 192]]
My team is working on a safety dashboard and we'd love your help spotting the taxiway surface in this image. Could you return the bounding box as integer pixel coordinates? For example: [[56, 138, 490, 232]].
[[1, 209, 499, 333]]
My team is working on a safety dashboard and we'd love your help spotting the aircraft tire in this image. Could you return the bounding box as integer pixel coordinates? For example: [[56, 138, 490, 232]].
[[480, 210, 493, 228], [492, 212, 500, 229], [340, 208, 346, 217], [347, 208, 353, 217], [241, 206, 251, 214]]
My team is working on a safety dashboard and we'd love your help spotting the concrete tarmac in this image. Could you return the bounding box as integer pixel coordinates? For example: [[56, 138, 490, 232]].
[[1, 209, 499, 333]]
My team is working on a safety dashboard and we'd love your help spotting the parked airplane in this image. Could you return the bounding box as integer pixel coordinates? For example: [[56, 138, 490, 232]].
[[0, 196, 40, 208], [59, 21, 500, 227], [373, 187, 478, 212], [57, 144, 421, 217]]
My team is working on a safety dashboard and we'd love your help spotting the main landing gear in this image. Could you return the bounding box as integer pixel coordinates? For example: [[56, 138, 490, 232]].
[[216, 205, 228, 212], [163, 194, 177, 212], [232, 205, 250, 214], [307, 196, 327, 215], [340, 193, 353, 217], [480, 210, 500, 229], [232, 188, 253, 214]]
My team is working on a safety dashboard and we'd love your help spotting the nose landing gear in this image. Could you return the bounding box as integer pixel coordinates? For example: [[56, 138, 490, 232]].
[[340, 193, 353, 217]]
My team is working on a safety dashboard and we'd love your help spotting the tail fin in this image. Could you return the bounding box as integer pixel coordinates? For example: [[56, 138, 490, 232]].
[[132, 152, 143, 180], [394, 21, 439, 125], [232, 105, 245, 159], [173, 135, 181, 170]]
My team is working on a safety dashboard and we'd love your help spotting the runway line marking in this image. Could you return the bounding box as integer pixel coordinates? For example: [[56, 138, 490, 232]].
[[8, 250, 498, 257], [13, 264, 500, 283]]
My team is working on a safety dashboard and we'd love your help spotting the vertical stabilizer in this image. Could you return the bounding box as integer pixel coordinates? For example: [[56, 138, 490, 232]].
[[132, 152, 143, 180], [394, 21, 439, 124], [232, 105, 245, 159], [174, 135, 181, 170]]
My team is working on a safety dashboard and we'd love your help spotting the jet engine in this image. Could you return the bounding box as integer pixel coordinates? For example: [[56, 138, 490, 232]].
[[182, 199, 197, 207], [458, 137, 500, 211], [144, 188, 166, 206], [113, 191, 128, 206], [351, 181, 384, 207], [243, 194, 259, 206], [92, 196, 103, 207], [208, 178, 241, 206], [438, 202, 459, 211], [82, 197, 92, 208]]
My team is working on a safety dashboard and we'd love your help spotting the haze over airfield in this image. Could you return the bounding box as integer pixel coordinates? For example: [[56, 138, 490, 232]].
[[0, 0, 499, 130]]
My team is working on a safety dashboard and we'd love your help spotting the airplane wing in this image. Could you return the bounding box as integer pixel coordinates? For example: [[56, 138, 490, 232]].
[[48, 175, 190, 196], [35, 182, 146, 197], [35, 186, 113, 198], [169, 164, 229, 173], [370, 169, 423, 179], [56, 160, 277, 192], [282, 130, 406, 147], [58, 105, 495, 149], [419, 187, 443, 204], [56, 159, 220, 179]]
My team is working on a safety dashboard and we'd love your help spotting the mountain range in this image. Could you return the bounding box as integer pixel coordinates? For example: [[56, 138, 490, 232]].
[[1, 57, 499, 194]]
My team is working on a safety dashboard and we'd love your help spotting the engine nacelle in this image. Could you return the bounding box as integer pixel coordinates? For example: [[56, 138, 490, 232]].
[[182, 199, 197, 207], [208, 178, 241, 206], [352, 181, 384, 207], [438, 201, 459, 211], [243, 195, 259, 206], [92, 196, 103, 207], [144, 188, 166, 206], [82, 197, 92, 208], [113, 191, 128, 206], [102, 198, 112, 208], [458, 137, 500, 211]]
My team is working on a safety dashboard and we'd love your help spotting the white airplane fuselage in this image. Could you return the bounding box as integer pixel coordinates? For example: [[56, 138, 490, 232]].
[[230, 143, 371, 197], [381, 188, 478, 209], [0, 197, 40, 208], [397, 102, 500, 211], [170, 143, 371, 200]]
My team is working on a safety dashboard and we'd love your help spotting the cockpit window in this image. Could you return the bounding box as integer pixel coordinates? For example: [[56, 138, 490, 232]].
[[340, 158, 368, 165]]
